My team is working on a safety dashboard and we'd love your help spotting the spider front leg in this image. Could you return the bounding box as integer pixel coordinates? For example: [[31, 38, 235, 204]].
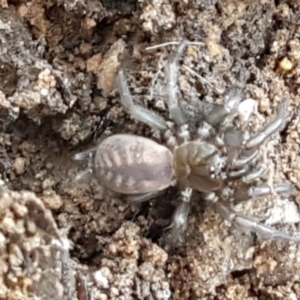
[[228, 100, 289, 181], [204, 87, 245, 128], [245, 100, 289, 149], [116, 69, 168, 131], [214, 200, 300, 243], [164, 40, 189, 126]]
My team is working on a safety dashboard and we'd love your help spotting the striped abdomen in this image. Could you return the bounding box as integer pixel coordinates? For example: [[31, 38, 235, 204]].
[[94, 134, 174, 194]]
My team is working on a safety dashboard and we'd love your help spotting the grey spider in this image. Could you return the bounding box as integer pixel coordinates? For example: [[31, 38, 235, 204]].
[[75, 40, 300, 246]]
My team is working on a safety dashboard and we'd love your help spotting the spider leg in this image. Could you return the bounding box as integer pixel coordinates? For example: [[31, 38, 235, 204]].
[[234, 182, 295, 202], [227, 161, 265, 182], [227, 168, 248, 180], [116, 69, 168, 131], [165, 40, 189, 126], [166, 187, 193, 245], [125, 190, 165, 203], [232, 149, 259, 169], [73, 147, 98, 181], [215, 200, 300, 242], [74, 168, 93, 181], [242, 166, 267, 183], [245, 100, 289, 150], [205, 87, 244, 127], [73, 147, 98, 160]]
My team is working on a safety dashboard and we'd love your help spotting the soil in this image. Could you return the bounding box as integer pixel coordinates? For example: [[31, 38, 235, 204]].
[[1, 0, 300, 299]]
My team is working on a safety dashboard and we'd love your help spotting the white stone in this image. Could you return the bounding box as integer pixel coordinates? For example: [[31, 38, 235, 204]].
[[265, 199, 300, 225], [238, 98, 257, 122]]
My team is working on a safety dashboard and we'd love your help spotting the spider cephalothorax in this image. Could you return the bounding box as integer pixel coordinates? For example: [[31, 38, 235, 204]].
[[75, 40, 300, 247]]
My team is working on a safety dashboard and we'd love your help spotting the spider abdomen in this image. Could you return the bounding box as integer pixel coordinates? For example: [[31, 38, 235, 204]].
[[94, 134, 174, 194]]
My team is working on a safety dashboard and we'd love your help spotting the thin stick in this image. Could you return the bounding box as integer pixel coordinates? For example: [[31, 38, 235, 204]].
[[146, 41, 204, 51], [182, 65, 213, 87]]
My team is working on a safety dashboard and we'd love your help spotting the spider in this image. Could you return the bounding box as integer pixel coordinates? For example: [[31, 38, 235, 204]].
[[75, 40, 300, 247]]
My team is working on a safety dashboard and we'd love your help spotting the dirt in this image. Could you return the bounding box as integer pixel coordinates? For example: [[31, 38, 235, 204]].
[[1, 0, 300, 299]]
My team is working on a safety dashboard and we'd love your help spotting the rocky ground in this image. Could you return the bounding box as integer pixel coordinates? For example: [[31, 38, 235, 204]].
[[1, 0, 300, 299]]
